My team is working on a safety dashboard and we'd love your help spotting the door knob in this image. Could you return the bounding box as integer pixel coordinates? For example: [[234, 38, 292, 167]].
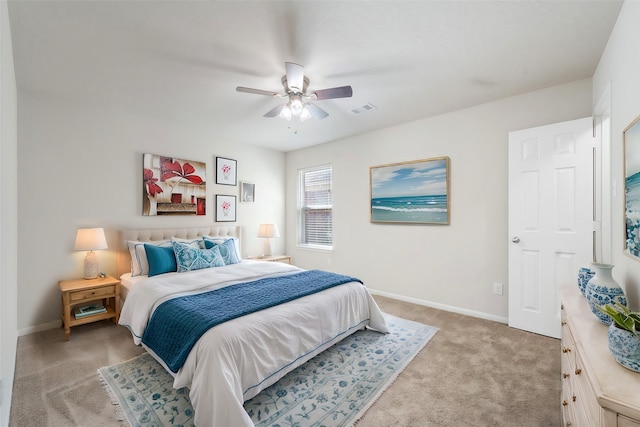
[[511, 237, 520, 243]]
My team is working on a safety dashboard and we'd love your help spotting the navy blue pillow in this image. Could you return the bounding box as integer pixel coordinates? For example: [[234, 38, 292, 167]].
[[144, 244, 177, 277]]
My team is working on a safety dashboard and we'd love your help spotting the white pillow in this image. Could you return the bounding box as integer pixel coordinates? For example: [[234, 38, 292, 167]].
[[126, 239, 172, 277], [202, 236, 241, 260], [171, 236, 205, 249]]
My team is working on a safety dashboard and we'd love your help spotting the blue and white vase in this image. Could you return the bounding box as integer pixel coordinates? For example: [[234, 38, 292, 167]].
[[607, 323, 640, 373], [577, 267, 594, 297], [585, 263, 627, 325]]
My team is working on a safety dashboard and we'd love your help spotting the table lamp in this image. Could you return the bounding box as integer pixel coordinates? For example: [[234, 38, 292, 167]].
[[257, 224, 280, 257], [74, 227, 108, 279]]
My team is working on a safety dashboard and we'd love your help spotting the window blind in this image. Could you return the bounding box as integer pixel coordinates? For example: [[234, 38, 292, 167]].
[[299, 165, 332, 246]]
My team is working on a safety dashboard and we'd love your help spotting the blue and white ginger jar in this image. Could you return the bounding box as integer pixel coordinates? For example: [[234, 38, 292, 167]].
[[577, 267, 594, 297], [607, 323, 640, 373], [585, 263, 627, 326]]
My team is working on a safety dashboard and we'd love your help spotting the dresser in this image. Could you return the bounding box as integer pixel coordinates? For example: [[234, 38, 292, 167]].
[[560, 286, 640, 426]]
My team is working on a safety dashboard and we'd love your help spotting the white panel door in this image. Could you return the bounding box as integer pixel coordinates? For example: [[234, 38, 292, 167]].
[[508, 118, 593, 338]]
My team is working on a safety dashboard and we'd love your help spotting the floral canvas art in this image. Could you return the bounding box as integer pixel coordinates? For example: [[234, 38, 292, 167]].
[[143, 153, 206, 216]]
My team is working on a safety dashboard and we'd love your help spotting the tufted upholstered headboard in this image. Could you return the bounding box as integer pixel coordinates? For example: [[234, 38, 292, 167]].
[[116, 226, 242, 278]]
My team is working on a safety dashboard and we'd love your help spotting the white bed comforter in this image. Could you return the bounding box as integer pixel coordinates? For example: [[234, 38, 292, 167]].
[[119, 260, 388, 427]]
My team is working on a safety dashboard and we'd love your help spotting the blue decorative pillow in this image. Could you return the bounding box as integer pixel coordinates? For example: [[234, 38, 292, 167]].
[[203, 237, 240, 265], [172, 241, 225, 272], [144, 244, 177, 277], [126, 239, 172, 276]]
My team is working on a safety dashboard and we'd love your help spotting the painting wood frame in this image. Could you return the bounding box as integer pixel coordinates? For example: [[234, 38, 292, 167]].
[[142, 153, 206, 216], [370, 156, 450, 224], [216, 157, 237, 186], [241, 182, 255, 203], [624, 114, 640, 259], [215, 194, 237, 222]]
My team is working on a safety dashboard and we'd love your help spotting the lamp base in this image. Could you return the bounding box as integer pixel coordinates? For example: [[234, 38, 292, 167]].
[[263, 238, 274, 257], [84, 251, 99, 279]]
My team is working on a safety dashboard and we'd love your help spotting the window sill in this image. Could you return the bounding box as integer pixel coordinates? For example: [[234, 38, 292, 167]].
[[296, 244, 333, 253]]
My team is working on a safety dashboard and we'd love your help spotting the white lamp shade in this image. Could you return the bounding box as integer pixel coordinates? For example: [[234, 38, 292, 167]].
[[74, 228, 108, 251], [257, 224, 280, 238]]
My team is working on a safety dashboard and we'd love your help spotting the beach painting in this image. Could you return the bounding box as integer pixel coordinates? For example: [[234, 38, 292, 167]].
[[370, 157, 450, 224], [624, 115, 640, 259]]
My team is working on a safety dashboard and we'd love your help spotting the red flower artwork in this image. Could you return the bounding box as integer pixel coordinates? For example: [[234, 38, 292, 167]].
[[161, 160, 204, 184], [143, 168, 163, 197]]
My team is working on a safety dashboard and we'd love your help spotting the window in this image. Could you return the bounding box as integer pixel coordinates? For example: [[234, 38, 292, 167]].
[[298, 165, 332, 248]]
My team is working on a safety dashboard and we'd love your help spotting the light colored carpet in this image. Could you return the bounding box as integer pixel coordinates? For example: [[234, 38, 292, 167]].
[[9, 295, 561, 426], [97, 314, 437, 427]]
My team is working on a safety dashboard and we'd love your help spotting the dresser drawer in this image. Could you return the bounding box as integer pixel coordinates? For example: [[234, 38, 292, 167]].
[[618, 415, 640, 427], [620, 415, 640, 427], [70, 285, 116, 302], [573, 351, 599, 424]]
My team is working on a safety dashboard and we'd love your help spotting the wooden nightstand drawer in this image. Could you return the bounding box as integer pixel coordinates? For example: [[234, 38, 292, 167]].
[[59, 276, 120, 341], [70, 285, 116, 302]]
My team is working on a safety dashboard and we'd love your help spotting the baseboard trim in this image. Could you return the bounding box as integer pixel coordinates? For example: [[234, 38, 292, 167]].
[[19, 292, 508, 336], [369, 289, 508, 324], [18, 319, 60, 337]]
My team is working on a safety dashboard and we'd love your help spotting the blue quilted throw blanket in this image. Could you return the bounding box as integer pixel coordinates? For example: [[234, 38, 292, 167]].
[[142, 270, 362, 373]]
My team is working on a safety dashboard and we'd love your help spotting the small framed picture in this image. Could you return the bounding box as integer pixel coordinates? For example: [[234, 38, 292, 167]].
[[215, 194, 236, 222], [241, 182, 255, 202], [216, 157, 237, 186]]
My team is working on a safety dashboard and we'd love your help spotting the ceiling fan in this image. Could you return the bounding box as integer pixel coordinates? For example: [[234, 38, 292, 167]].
[[236, 62, 353, 121]]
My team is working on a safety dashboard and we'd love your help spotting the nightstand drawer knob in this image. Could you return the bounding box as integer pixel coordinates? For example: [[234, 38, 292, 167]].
[[562, 347, 571, 353], [575, 368, 582, 375], [562, 400, 569, 407]]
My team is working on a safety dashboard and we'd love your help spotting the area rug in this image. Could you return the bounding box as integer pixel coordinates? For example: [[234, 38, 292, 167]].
[[97, 314, 437, 427]]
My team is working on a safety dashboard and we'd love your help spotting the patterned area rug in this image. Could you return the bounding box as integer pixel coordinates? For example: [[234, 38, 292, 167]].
[[97, 314, 437, 427]]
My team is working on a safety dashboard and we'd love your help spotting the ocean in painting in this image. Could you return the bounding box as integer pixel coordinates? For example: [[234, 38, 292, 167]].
[[371, 194, 448, 223], [625, 170, 640, 257]]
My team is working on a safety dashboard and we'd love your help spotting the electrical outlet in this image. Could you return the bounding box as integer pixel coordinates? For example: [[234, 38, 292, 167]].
[[493, 282, 503, 296]]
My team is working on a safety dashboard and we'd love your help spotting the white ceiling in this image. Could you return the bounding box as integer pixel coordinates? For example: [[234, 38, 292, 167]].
[[8, 0, 622, 152]]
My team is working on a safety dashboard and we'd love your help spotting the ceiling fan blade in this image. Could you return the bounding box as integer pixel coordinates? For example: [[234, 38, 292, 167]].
[[306, 103, 329, 120], [236, 86, 279, 97], [313, 85, 353, 100], [285, 62, 305, 93], [263, 104, 285, 118]]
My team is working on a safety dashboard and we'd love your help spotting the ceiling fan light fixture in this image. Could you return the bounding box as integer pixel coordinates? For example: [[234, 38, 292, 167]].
[[289, 95, 304, 116], [299, 105, 311, 122], [279, 105, 292, 121], [237, 62, 353, 123]]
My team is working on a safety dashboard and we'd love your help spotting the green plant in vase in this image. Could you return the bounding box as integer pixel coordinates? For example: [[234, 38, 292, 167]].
[[597, 303, 640, 372]]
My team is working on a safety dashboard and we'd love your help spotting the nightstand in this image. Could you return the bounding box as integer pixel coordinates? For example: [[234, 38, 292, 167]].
[[58, 275, 120, 341], [248, 255, 292, 264]]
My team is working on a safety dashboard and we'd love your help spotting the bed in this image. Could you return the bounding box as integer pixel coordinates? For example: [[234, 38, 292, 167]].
[[116, 226, 388, 427]]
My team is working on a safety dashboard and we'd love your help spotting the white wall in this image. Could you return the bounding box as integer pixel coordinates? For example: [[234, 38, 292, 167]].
[[286, 79, 592, 321], [17, 93, 286, 333], [593, 0, 640, 309], [0, 1, 18, 424]]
